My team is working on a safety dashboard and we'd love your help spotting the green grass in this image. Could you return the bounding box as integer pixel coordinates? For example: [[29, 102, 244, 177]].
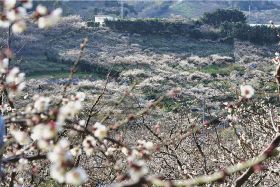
[[14, 56, 114, 80], [161, 98, 182, 112], [27, 71, 98, 79], [12, 56, 70, 76], [130, 35, 234, 57], [264, 81, 278, 92], [200, 64, 245, 76], [38, 180, 58, 187]]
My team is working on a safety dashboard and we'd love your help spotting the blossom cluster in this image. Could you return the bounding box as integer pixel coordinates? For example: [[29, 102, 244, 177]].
[[5, 91, 89, 185], [56, 92, 85, 129], [0, 53, 25, 98], [0, 4, 92, 184], [0, 0, 62, 33], [48, 139, 88, 185], [224, 84, 255, 121], [118, 140, 155, 182]]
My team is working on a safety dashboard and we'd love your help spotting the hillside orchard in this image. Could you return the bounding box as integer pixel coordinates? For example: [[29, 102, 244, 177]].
[[0, 1, 279, 186]]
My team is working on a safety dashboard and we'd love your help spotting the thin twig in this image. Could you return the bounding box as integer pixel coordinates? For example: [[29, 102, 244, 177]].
[[114, 133, 280, 187], [61, 37, 88, 99]]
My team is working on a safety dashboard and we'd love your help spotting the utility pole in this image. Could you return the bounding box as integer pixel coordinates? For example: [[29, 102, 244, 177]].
[[248, 4, 251, 23], [120, 0, 124, 19]]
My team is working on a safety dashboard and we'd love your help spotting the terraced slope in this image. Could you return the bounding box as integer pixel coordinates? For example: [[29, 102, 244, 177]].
[[3, 15, 276, 119]]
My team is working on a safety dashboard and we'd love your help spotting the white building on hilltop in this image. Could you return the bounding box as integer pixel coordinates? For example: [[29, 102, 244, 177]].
[[94, 15, 117, 26]]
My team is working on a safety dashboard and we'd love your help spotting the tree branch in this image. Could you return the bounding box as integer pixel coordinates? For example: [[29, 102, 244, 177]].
[[234, 133, 280, 186], [114, 133, 280, 187]]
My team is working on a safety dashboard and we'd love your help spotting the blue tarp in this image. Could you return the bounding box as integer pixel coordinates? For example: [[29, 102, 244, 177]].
[[0, 115, 4, 173]]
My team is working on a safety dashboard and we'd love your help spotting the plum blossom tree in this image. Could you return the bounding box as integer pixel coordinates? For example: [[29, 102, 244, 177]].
[[0, 1, 279, 187]]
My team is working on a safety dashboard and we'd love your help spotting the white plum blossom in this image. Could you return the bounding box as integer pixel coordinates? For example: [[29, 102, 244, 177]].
[[240, 85, 255, 99], [0, 58, 9, 74], [50, 164, 66, 183], [37, 139, 51, 151], [93, 122, 108, 140], [144, 142, 154, 150], [74, 92, 86, 101], [79, 120, 86, 127], [65, 167, 88, 186], [137, 140, 154, 151], [48, 139, 72, 163], [33, 96, 51, 113], [18, 158, 28, 171], [5, 67, 26, 96], [121, 147, 129, 156], [11, 130, 30, 145], [5, 68, 25, 97], [6, 7, 27, 22], [82, 136, 96, 156], [22, 0, 33, 9], [48, 139, 88, 185], [12, 20, 27, 33], [127, 149, 141, 162], [6, 67, 24, 84], [70, 146, 82, 157], [31, 123, 56, 141], [4, 0, 16, 10], [38, 8, 62, 29], [6, 10, 18, 22], [129, 160, 148, 181], [36, 5, 48, 16], [56, 99, 83, 129], [105, 147, 117, 156]]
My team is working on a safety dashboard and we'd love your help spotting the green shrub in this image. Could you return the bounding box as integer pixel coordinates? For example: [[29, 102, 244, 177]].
[[248, 25, 279, 44], [87, 21, 100, 28], [201, 9, 246, 27], [105, 19, 194, 35], [220, 21, 250, 40], [105, 15, 279, 45], [220, 22, 279, 44]]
